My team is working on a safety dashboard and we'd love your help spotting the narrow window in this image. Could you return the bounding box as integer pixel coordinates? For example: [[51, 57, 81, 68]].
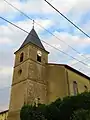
[[18, 69, 22, 76], [20, 53, 24, 62], [73, 81, 78, 95], [84, 85, 88, 92], [37, 55, 41, 62]]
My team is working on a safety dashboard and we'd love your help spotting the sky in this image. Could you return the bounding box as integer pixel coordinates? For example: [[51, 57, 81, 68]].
[[0, 0, 90, 111]]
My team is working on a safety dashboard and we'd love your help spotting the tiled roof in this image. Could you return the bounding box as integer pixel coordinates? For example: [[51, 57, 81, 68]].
[[20, 28, 45, 50]]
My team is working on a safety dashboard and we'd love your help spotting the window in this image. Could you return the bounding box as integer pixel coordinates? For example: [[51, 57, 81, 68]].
[[73, 81, 78, 95], [37, 50, 42, 62], [37, 55, 41, 62], [20, 53, 24, 62], [84, 85, 88, 92], [18, 69, 22, 76]]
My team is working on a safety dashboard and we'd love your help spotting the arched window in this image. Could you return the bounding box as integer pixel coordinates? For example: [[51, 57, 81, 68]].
[[20, 53, 24, 62], [73, 81, 78, 95], [37, 50, 42, 62], [37, 54, 41, 62]]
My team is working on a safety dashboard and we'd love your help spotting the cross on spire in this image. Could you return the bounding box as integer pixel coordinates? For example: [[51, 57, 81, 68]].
[[32, 20, 35, 29]]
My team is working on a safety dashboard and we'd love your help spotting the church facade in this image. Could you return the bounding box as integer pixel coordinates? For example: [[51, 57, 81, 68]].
[[6, 28, 90, 120]]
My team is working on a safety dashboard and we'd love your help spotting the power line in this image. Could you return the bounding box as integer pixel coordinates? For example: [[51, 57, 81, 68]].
[[44, 0, 90, 39], [3, 0, 88, 59], [0, 16, 90, 68], [71, 57, 90, 66]]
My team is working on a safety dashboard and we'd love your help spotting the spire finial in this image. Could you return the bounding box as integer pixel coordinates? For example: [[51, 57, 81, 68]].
[[32, 20, 35, 29]]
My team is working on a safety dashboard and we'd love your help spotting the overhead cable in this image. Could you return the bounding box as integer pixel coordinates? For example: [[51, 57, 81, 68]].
[[0, 16, 90, 68], [3, 0, 88, 60]]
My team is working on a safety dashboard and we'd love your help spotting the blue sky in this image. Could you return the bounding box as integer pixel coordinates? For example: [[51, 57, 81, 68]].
[[0, 0, 90, 111]]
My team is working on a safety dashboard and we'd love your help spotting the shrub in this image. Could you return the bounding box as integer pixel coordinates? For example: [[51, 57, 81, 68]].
[[71, 109, 90, 120], [20, 92, 90, 120]]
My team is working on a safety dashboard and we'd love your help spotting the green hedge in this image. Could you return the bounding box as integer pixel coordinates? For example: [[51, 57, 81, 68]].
[[20, 92, 90, 120]]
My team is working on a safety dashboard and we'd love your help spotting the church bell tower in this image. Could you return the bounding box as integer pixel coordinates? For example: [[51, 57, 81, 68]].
[[7, 27, 49, 120]]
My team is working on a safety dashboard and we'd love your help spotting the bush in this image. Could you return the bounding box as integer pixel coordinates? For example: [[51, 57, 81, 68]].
[[71, 109, 90, 120], [60, 92, 90, 120], [20, 104, 46, 120], [20, 92, 90, 120]]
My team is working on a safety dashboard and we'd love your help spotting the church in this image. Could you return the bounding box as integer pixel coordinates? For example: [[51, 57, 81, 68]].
[[1, 27, 90, 120]]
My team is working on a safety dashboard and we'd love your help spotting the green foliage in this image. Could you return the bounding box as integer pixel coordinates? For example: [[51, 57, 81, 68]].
[[71, 109, 90, 120], [58, 92, 90, 120], [20, 92, 90, 120], [20, 104, 46, 120]]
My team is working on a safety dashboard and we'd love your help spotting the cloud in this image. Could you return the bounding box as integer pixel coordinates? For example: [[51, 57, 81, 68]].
[[1, 0, 90, 19], [0, 38, 12, 44], [1, 0, 90, 111], [0, 87, 10, 112], [0, 66, 13, 88], [42, 30, 90, 76], [53, 31, 90, 51], [72, 0, 90, 13]]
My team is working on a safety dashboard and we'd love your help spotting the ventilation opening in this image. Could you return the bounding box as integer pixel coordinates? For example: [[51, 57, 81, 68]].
[[84, 85, 88, 91], [20, 53, 24, 62], [37, 55, 41, 62], [18, 69, 22, 76]]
